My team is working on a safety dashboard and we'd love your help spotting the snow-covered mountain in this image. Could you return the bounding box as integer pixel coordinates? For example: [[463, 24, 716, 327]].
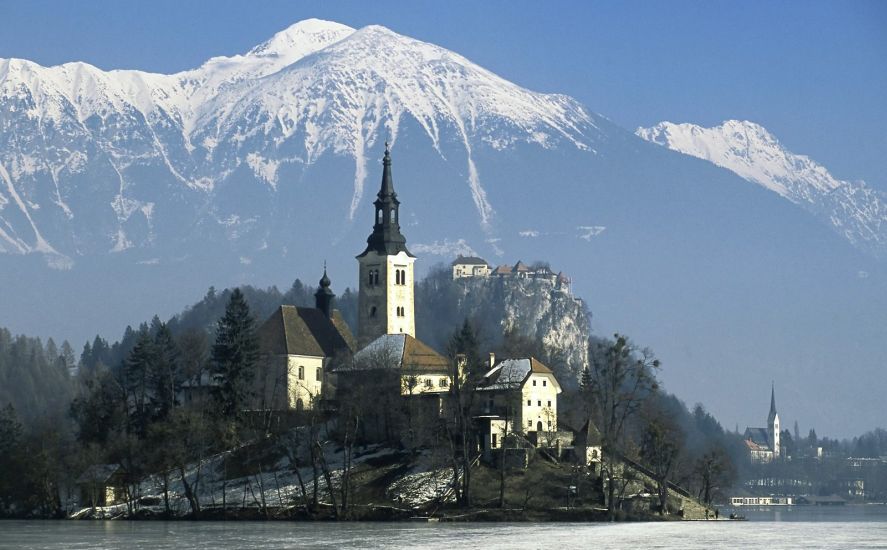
[[0, 19, 598, 265], [2, 19, 887, 436], [636, 120, 887, 258]]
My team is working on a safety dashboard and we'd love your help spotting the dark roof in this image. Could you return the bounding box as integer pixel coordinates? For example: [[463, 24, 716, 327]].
[[513, 260, 530, 272], [744, 427, 770, 448], [493, 264, 512, 275], [257, 305, 355, 358], [77, 464, 125, 484], [347, 334, 449, 374], [452, 256, 488, 266], [577, 420, 603, 446]]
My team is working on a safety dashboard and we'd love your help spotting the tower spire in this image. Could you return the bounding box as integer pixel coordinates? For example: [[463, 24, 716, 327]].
[[357, 145, 413, 258], [769, 381, 777, 416], [315, 262, 334, 318]]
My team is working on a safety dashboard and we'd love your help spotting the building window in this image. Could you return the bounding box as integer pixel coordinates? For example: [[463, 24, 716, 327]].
[[543, 380, 547, 387], [537, 400, 541, 407], [547, 400, 552, 407], [370, 306, 377, 318], [492, 433, 498, 448], [528, 420, 533, 428], [532, 380, 536, 386], [377, 209, 383, 224], [391, 208, 396, 223], [527, 399, 531, 406], [296, 398, 304, 411], [424, 379, 433, 388], [298, 366, 305, 380], [439, 378, 448, 387], [317, 367, 322, 381]]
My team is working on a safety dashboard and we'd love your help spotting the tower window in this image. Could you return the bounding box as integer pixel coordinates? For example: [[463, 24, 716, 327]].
[[395, 270, 401, 285], [391, 208, 396, 223], [370, 306, 377, 318], [377, 209, 383, 224]]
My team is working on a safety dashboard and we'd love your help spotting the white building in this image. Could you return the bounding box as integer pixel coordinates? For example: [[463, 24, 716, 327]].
[[451, 256, 491, 279], [476, 357, 563, 449]]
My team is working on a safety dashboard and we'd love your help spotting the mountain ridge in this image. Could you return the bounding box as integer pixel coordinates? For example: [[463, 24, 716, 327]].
[[636, 120, 887, 258]]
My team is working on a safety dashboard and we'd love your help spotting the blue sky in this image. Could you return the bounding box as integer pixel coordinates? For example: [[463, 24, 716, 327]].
[[2, 0, 885, 189]]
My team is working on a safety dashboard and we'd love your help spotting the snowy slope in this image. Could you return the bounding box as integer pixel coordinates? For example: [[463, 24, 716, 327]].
[[0, 19, 599, 264], [637, 120, 886, 257]]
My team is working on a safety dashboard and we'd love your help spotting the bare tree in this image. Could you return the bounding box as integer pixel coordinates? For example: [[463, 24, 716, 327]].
[[640, 411, 684, 515], [585, 333, 660, 520]]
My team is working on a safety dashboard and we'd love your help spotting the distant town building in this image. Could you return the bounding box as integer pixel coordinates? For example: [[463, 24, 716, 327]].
[[744, 384, 781, 463]]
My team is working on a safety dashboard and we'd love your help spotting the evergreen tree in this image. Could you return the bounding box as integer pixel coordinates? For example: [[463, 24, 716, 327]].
[[125, 330, 157, 435], [212, 288, 259, 417], [151, 323, 181, 420]]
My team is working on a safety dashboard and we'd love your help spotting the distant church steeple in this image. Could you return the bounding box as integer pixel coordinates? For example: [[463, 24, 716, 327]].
[[767, 382, 781, 457], [356, 144, 417, 348], [314, 263, 334, 318]]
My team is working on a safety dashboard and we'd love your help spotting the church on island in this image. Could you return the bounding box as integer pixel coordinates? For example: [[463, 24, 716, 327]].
[[253, 144, 570, 452]]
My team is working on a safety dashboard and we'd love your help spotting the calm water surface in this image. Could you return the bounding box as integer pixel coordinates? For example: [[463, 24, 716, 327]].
[[1, 507, 886, 549]]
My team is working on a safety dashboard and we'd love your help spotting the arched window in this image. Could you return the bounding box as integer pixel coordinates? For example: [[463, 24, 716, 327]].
[[395, 270, 400, 285], [370, 306, 377, 318], [391, 208, 396, 223], [296, 398, 304, 411], [377, 209, 383, 224], [367, 270, 374, 285], [373, 270, 379, 285]]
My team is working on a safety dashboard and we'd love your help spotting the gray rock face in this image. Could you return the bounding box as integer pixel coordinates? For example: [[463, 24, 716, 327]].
[[450, 276, 591, 388]]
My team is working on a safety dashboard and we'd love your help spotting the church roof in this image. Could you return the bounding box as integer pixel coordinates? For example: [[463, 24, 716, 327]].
[[493, 264, 512, 275], [347, 333, 449, 374], [257, 305, 355, 358], [452, 256, 488, 266], [513, 260, 531, 272], [744, 427, 770, 448], [478, 357, 560, 392]]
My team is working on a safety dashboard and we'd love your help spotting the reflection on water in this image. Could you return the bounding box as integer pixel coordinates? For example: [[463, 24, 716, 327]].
[[0, 507, 885, 550]]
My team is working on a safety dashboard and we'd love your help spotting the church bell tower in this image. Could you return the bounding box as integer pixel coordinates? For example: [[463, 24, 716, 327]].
[[356, 144, 416, 348], [768, 383, 781, 457]]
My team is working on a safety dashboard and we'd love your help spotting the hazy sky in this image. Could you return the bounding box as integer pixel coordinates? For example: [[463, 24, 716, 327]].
[[2, 0, 885, 190]]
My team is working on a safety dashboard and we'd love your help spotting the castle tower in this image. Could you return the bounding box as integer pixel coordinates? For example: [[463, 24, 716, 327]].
[[356, 144, 416, 348], [768, 383, 780, 457]]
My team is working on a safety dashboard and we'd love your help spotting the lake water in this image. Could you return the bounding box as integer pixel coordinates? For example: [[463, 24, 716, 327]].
[[1, 506, 886, 549]]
